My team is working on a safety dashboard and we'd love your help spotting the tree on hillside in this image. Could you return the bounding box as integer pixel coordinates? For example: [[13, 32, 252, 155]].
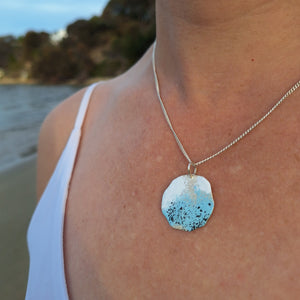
[[100, 0, 155, 68], [0, 0, 156, 83], [22, 31, 50, 61], [32, 42, 94, 83], [0, 36, 16, 68], [102, 0, 154, 21], [67, 17, 114, 47]]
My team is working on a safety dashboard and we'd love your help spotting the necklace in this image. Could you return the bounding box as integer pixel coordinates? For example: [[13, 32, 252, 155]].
[[152, 40, 300, 232]]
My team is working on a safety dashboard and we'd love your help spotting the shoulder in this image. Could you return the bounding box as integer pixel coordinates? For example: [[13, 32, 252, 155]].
[[36, 44, 155, 201], [36, 81, 110, 200]]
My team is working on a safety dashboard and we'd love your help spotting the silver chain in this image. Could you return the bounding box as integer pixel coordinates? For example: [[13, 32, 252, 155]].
[[152, 40, 300, 169]]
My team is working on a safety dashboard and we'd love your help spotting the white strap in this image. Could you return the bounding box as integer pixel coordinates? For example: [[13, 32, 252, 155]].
[[74, 82, 99, 130]]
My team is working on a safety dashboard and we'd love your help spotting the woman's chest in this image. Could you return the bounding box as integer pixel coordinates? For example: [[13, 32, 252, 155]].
[[64, 127, 299, 299]]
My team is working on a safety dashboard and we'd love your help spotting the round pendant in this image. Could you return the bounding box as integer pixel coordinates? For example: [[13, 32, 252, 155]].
[[161, 175, 214, 231]]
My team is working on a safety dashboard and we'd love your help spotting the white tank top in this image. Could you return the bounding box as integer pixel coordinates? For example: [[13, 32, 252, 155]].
[[25, 82, 99, 300]]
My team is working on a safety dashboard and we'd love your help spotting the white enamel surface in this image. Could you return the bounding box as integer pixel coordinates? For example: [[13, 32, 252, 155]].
[[161, 175, 212, 209]]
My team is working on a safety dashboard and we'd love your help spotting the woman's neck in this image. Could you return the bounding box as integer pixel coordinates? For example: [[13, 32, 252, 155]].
[[155, 0, 300, 106]]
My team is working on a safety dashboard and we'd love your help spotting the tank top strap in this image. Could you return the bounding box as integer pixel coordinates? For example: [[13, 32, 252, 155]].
[[73, 82, 99, 131]]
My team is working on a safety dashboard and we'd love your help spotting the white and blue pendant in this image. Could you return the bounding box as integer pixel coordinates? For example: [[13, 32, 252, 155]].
[[161, 175, 214, 231]]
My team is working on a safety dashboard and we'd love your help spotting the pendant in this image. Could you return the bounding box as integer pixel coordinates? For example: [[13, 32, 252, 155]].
[[161, 174, 214, 231]]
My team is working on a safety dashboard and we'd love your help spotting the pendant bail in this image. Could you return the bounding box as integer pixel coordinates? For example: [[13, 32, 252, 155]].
[[188, 162, 198, 177]]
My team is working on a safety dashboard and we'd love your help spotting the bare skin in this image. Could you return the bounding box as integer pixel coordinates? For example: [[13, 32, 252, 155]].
[[37, 0, 300, 299]]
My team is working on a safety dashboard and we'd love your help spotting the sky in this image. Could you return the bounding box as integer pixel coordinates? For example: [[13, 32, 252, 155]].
[[0, 0, 110, 37]]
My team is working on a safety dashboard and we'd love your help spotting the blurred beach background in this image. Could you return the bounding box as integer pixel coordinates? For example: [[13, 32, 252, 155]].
[[0, 84, 81, 299], [0, 0, 155, 298]]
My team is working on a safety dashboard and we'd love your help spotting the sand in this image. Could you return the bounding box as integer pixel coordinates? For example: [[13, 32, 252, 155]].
[[0, 157, 37, 300]]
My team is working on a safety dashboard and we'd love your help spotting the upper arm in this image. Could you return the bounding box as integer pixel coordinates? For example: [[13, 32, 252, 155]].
[[36, 88, 87, 201]]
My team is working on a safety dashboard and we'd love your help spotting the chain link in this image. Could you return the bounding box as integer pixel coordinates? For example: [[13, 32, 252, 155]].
[[152, 40, 300, 167]]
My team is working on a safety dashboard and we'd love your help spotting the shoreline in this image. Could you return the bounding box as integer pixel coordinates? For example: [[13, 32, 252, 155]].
[[0, 78, 38, 85], [0, 153, 37, 175], [0, 76, 108, 86]]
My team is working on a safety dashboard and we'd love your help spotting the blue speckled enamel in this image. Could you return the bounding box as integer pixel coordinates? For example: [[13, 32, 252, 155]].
[[161, 175, 214, 231]]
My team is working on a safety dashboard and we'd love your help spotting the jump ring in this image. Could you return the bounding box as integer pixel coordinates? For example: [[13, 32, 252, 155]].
[[187, 162, 197, 177]]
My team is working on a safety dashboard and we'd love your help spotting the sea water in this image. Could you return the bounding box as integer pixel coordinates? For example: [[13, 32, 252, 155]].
[[0, 84, 82, 171]]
